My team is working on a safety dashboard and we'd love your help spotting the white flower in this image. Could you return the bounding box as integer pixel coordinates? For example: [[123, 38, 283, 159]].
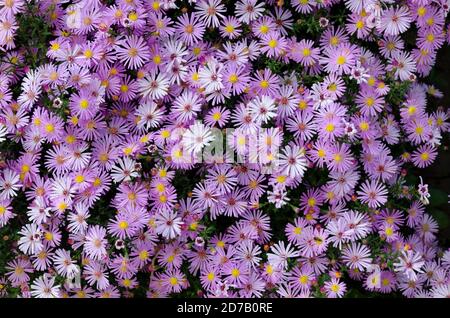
[[198, 58, 224, 94], [155, 209, 183, 239], [248, 95, 276, 124], [343, 119, 357, 137], [182, 122, 215, 155], [53, 249, 80, 279], [66, 6, 82, 29], [267, 241, 299, 270], [277, 145, 307, 179], [17, 69, 42, 110], [0, 169, 21, 200], [267, 186, 290, 209], [18, 223, 43, 255], [389, 51, 416, 81], [0, 123, 6, 142], [162, 0, 178, 10], [235, 0, 265, 24], [393, 250, 425, 281], [365, 270, 381, 289], [310, 82, 334, 110], [111, 157, 138, 183], [135, 102, 164, 130], [67, 203, 90, 234], [139, 72, 169, 100], [214, 281, 235, 297], [27, 198, 52, 224], [418, 176, 431, 205], [364, 1, 382, 18], [31, 275, 60, 298], [365, 13, 380, 29], [349, 62, 370, 84], [431, 284, 450, 298], [428, 128, 442, 147]]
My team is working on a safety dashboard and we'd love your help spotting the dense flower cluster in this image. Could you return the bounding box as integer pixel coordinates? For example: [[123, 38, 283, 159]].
[[0, 0, 449, 298]]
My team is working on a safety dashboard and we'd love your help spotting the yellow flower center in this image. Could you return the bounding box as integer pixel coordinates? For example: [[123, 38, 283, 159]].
[[119, 221, 128, 230], [152, 55, 162, 65], [79, 99, 89, 109], [128, 192, 136, 201], [50, 71, 59, 81], [128, 48, 138, 57], [45, 124, 55, 133], [159, 195, 167, 203], [334, 154, 342, 162], [356, 20, 364, 29], [169, 277, 178, 286], [139, 250, 148, 260], [331, 284, 340, 292], [161, 130, 170, 138], [385, 227, 394, 236], [359, 122, 369, 131], [21, 164, 30, 173], [307, 198, 316, 207], [366, 97, 374, 107], [84, 49, 93, 59], [268, 39, 278, 49], [325, 123, 335, 132], [120, 84, 129, 93], [300, 275, 308, 285], [213, 112, 222, 121], [58, 201, 68, 211], [128, 12, 138, 22], [51, 42, 60, 51], [417, 7, 426, 17], [330, 36, 339, 46], [225, 25, 234, 33], [276, 175, 287, 183], [189, 222, 198, 230], [152, 1, 160, 10], [93, 178, 102, 187], [336, 55, 346, 65], [123, 147, 133, 156], [74, 175, 84, 183], [328, 83, 337, 91], [420, 152, 429, 161], [193, 47, 201, 56], [44, 232, 53, 241], [260, 25, 269, 34], [260, 80, 269, 89]]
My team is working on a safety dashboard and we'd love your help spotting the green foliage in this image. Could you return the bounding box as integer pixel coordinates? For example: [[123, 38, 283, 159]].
[[14, 9, 52, 68]]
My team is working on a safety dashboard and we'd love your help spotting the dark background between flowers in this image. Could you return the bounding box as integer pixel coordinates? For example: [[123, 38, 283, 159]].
[[422, 46, 450, 247]]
